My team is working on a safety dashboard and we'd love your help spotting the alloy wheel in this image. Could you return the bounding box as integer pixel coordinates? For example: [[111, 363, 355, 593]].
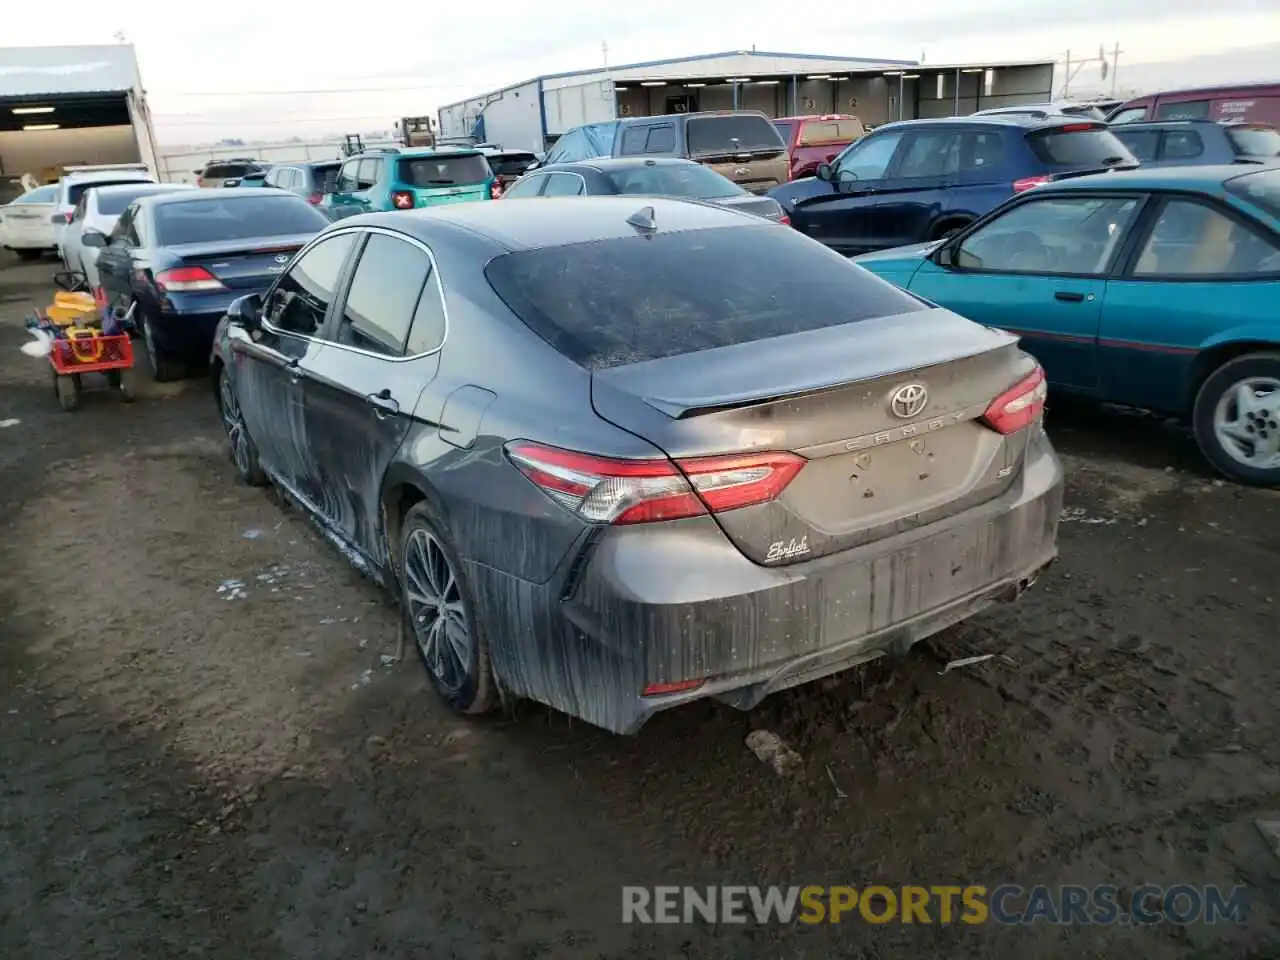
[[219, 370, 251, 475], [404, 528, 471, 693], [1213, 376, 1280, 472]]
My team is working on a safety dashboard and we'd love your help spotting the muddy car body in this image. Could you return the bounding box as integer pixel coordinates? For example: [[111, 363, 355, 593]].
[[210, 197, 1062, 734]]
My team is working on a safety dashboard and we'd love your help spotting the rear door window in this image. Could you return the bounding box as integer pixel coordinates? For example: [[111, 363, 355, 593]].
[[335, 233, 430, 355], [1113, 128, 1159, 162], [540, 173, 585, 196], [893, 131, 961, 178], [618, 126, 651, 156], [396, 154, 491, 187], [1026, 126, 1134, 167], [1160, 130, 1204, 160], [483, 224, 926, 370], [153, 196, 328, 245], [685, 115, 785, 157], [356, 158, 382, 189], [1155, 100, 1211, 120]]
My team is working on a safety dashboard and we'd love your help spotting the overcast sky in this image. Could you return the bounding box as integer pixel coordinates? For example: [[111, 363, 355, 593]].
[[6, 0, 1280, 143]]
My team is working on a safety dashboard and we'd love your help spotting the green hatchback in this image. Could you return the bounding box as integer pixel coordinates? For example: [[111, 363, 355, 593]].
[[322, 148, 497, 219]]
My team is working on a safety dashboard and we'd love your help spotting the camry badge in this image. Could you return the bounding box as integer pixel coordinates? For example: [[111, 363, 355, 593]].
[[890, 383, 928, 420]]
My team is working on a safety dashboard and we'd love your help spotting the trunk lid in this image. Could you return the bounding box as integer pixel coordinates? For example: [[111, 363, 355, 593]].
[[591, 308, 1036, 565], [709, 193, 785, 220], [703, 155, 789, 194], [168, 233, 312, 290], [411, 184, 488, 207]]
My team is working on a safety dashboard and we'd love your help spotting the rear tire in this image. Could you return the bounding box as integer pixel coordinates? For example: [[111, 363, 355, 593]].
[[139, 310, 186, 382], [399, 501, 495, 717], [1193, 352, 1280, 487], [55, 373, 82, 411]]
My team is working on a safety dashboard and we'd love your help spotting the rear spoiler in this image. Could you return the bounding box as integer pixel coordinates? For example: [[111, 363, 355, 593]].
[[63, 163, 150, 174]]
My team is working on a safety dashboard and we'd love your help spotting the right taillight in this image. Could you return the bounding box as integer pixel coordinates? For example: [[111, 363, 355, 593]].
[[307, 192, 323, 205], [155, 266, 226, 293], [504, 442, 805, 525], [982, 367, 1047, 434], [1012, 175, 1052, 193], [391, 190, 415, 210]]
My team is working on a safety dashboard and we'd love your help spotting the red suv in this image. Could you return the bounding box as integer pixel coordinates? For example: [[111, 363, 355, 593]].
[[772, 115, 867, 180]]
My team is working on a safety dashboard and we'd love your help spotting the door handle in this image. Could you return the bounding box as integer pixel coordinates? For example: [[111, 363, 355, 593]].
[[286, 360, 304, 384], [366, 389, 400, 418], [1054, 291, 1087, 302]]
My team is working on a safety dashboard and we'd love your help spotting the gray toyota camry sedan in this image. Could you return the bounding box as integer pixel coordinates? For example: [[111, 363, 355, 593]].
[[211, 195, 1063, 734]]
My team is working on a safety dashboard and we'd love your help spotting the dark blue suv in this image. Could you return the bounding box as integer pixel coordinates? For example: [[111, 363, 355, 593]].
[[768, 113, 1139, 256]]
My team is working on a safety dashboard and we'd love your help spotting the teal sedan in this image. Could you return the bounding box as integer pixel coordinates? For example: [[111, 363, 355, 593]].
[[855, 165, 1280, 486]]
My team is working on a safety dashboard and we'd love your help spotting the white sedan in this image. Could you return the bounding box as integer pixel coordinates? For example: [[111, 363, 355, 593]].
[[62, 182, 196, 288], [0, 184, 58, 261]]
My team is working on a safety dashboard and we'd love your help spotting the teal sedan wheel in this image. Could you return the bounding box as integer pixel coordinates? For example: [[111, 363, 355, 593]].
[[1194, 353, 1280, 487]]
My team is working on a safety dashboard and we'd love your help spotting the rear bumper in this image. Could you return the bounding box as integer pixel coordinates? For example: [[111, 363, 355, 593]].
[[471, 428, 1063, 734], [150, 294, 240, 358]]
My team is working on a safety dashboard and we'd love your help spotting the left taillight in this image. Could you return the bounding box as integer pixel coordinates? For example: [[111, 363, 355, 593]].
[[778, 213, 791, 226], [982, 367, 1047, 434], [307, 192, 323, 205], [504, 441, 805, 525], [155, 266, 226, 293], [391, 190, 415, 210], [490, 181, 504, 199]]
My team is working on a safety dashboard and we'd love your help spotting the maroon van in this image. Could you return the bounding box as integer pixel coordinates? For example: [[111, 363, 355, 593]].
[[1109, 82, 1280, 126], [771, 114, 866, 180]]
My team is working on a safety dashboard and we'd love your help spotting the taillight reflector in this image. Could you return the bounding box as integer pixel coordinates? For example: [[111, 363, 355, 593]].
[[1012, 175, 1052, 193], [155, 266, 226, 293], [982, 367, 1047, 434], [391, 190, 415, 210], [504, 442, 805, 525]]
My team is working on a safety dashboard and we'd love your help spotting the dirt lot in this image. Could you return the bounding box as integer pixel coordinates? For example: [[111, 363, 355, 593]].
[[2, 252, 1279, 959]]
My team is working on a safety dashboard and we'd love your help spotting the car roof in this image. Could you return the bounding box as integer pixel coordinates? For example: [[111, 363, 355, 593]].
[[1039, 164, 1262, 192], [393, 147, 482, 158], [547, 157, 700, 173], [137, 189, 307, 208], [355, 195, 758, 252], [773, 114, 858, 122], [89, 182, 193, 196], [1114, 119, 1274, 130], [875, 114, 1098, 132]]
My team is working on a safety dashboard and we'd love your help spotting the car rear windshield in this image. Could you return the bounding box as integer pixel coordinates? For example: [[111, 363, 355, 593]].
[[484, 225, 927, 370], [396, 154, 492, 187], [203, 163, 258, 179], [68, 179, 151, 206], [686, 115, 786, 158], [1227, 126, 1280, 157], [154, 196, 329, 245], [1226, 168, 1280, 218], [98, 186, 172, 215], [13, 185, 56, 204], [798, 119, 864, 145], [487, 153, 538, 177], [602, 164, 745, 199], [771, 121, 795, 143], [1026, 126, 1135, 168]]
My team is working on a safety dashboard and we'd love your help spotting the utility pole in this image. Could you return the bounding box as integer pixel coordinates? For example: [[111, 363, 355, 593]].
[[1109, 42, 1123, 95]]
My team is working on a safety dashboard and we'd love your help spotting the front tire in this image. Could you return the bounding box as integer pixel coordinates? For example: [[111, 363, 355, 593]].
[[399, 502, 495, 717], [1193, 352, 1280, 487], [217, 365, 267, 486]]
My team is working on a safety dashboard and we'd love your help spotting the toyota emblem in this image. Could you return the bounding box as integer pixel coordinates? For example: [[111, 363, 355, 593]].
[[889, 383, 928, 419], [734, 167, 749, 176], [274, 254, 290, 264]]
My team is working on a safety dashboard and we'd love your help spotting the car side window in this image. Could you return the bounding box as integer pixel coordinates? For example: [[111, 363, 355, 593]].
[[894, 132, 961, 178], [618, 126, 650, 157], [834, 132, 904, 182], [958, 132, 1006, 174], [544, 129, 582, 164], [1114, 129, 1159, 162], [336, 159, 361, 192], [1132, 199, 1280, 278], [1155, 99, 1210, 121], [110, 206, 136, 244], [643, 124, 675, 154], [1109, 107, 1148, 124], [541, 173, 585, 197], [356, 159, 382, 189], [503, 174, 547, 198], [264, 233, 356, 335], [334, 233, 430, 356], [1160, 131, 1204, 160], [953, 196, 1141, 275], [405, 258, 447, 355]]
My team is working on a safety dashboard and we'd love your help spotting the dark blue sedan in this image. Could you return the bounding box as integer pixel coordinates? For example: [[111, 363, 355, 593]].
[[86, 190, 329, 380]]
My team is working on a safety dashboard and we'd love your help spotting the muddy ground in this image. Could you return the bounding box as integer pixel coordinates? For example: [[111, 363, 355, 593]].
[[1, 251, 1278, 959]]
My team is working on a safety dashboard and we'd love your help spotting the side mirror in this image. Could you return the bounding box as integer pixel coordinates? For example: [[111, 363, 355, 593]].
[[226, 293, 264, 331], [81, 230, 108, 248], [815, 162, 833, 182]]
